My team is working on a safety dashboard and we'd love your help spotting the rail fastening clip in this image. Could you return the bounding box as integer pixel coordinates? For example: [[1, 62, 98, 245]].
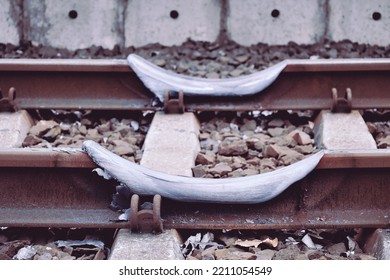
[[163, 90, 185, 114], [129, 194, 163, 233], [331, 87, 352, 113], [0, 87, 19, 112]]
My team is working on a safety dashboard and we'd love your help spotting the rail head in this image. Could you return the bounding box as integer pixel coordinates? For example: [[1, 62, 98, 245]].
[[0, 148, 389, 169], [1, 58, 390, 72], [284, 58, 390, 72], [0, 148, 94, 168], [0, 59, 131, 72], [1, 58, 390, 111]]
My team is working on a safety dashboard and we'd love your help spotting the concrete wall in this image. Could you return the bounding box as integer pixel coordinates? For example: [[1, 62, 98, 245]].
[[227, 0, 327, 45], [0, 0, 21, 45], [22, 0, 125, 50], [328, 0, 390, 44], [125, 0, 221, 47], [0, 0, 389, 50]]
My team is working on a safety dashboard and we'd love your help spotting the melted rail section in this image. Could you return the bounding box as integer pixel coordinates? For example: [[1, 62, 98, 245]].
[[0, 59, 390, 111], [0, 149, 389, 229]]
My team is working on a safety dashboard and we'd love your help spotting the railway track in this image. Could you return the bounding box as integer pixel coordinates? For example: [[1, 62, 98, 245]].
[[1, 145, 389, 229], [1, 58, 390, 260], [1, 58, 390, 111]]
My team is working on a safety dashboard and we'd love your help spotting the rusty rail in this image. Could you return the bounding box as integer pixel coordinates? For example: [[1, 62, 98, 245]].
[[0, 149, 389, 229], [0, 58, 390, 111], [1, 59, 390, 229]]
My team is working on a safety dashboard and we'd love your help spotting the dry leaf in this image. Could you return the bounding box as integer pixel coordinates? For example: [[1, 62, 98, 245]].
[[262, 237, 279, 248], [235, 239, 263, 248], [234, 237, 278, 248]]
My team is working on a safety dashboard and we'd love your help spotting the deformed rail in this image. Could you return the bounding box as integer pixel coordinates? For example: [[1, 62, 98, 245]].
[[0, 58, 390, 111], [0, 149, 389, 229], [1, 58, 390, 230]]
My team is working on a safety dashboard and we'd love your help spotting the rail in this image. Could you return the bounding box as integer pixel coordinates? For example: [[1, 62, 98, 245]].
[[0, 59, 389, 231], [1, 58, 390, 111], [0, 148, 389, 229]]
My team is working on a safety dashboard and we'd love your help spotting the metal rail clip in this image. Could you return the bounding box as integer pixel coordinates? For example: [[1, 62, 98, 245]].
[[331, 87, 352, 113], [129, 194, 163, 233], [163, 90, 184, 114], [0, 87, 18, 112]]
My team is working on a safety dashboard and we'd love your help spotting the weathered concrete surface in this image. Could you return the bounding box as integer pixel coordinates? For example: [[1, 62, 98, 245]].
[[2, 0, 390, 48], [314, 110, 377, 150], [109, 112, 199, 260], [140, 112, 200, 177], [125, 0, 221, 47], [0, 110, 33, 148], [328, 0, 390, 45], [109, 229, 184, 260], [364, 229, 390, 260], [23, 0, 125, 50], [227, 0, 326, 45], [0, 0, 21, 45]]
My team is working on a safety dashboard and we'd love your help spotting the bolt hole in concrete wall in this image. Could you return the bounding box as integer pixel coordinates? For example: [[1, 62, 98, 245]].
[[271, 9, 280, 18], [170, 10, 179, 19], [68, 10, 78, 19], [372, 11, 381, 21]]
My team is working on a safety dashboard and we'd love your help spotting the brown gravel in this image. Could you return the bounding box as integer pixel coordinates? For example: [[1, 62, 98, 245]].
[[193, 111, 317, 178], [135, 40, 390, 79], [366, 121, 390, 149], [22, 110, 153, 163], [363, 109, 390, 149], [2, 39, 390, 79]]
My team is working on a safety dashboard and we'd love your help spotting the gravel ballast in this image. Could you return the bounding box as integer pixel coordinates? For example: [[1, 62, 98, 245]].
[[2, 39, 390, 79], [182, 229, 376, 260], [22, 110, 153, 163], [193, 111, 317, 178]]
